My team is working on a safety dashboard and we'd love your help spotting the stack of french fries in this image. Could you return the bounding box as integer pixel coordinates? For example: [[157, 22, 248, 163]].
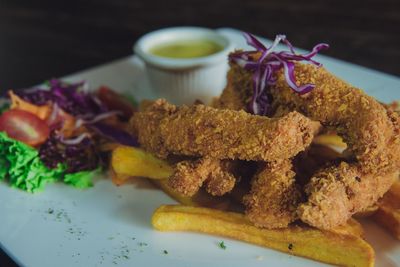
[[110, 135, 399, 267]]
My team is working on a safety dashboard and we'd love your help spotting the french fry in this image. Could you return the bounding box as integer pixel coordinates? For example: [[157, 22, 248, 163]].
[[111, 146, 173, 179], [152, 179, 200, 206], [374, 204, 400, 240], [331, 217, 365, 238], [152, 180, 232, 211], [152, 205, 374, 267], [313, 134, 347, 148], [110, 169, 132, 186], [354, 205, 379, 218], [373, 180, 400, 239], [110, 163, 233, 211]]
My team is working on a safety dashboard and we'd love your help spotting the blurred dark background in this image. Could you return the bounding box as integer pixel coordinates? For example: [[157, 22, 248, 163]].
[[1, 0, 399, 92], [0, 0, 399, 265]]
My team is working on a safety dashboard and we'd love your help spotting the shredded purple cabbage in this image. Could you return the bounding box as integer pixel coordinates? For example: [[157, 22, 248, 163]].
[[15, 79, 138, 147], [229, 33, 329, 115], [16, 79, 107, 117], [90, 123, 139, 147], [39, 132, 101, 173]]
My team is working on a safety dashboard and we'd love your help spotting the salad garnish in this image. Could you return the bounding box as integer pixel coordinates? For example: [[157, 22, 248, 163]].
[[0, 79, 137, 192]]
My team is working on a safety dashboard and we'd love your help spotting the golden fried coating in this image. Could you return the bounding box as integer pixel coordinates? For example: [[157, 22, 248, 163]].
[[243, 160, 302, 229], [224, 57, 400, 229], [131, 99, 315, 162], [298, 163, 399, 229], [204, 160, 237, 196], [212, 63, 252, 111], [168, 157, 237, 197], [213, 64, 322, 136], [270, 64, 400, 229], [270, 63, 398, 173]]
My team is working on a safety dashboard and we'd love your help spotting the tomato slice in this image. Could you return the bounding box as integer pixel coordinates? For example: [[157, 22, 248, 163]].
[[97, 86, 136, 120], [0, 109, 50, 146]]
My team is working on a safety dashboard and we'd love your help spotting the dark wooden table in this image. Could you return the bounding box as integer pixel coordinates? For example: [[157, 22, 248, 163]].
[[0, 0, 399, 266]]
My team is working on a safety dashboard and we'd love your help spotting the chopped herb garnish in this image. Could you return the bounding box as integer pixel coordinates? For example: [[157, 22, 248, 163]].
[[47, 208, 54, 214], [218, 241, 227, 250], [138, 242, 148, 247], [288, 243, 293, 250], [163, 250, 168, 254]]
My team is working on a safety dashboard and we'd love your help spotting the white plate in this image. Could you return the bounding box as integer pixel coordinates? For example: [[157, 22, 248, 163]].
[[1, 28, 399, 267]]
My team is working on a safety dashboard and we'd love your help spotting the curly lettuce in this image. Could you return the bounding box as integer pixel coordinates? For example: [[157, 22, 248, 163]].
[[63, 168, 101, 189], [0, 132, 96, 192]]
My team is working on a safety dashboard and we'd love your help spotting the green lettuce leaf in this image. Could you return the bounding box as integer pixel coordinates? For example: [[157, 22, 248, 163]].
[[63, 167, 101, 189], [0, 132, 65, 192], [0, 132, 103, 192]]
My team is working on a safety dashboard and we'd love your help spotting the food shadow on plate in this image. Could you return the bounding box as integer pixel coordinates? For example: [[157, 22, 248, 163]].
[[111, 177, 172, 229], [115, 176, 158, 190]]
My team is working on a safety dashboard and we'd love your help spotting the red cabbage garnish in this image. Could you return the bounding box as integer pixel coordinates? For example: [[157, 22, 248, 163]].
[[229, 33, 329, 115], [73, 110, 122, 129], [90, 122, 139, 147], [16, 79, 107, 117], [15, 79, 138, 147], [39, 132, 102, 173], [60, 133, 91, 145]]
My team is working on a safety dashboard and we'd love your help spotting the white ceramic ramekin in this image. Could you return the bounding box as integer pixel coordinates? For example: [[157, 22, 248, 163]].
[[134, 27, 233, 105]]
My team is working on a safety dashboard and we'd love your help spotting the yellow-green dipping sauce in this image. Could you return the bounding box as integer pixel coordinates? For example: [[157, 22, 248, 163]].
[[150, 39, 223, 59]]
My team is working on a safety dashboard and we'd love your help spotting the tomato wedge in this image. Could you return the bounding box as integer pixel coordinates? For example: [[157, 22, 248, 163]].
[[0, 109, 50, 146], [97, 86, 136, 120]]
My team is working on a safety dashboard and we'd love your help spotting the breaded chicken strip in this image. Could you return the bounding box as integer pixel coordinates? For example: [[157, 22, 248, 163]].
[[224, 60, 397, 172], [137, 100, 240, 197], [298, 163, 399, 229], [212, 64, 252, 111], [225, 57, 400, 229], [271, 64, 400, 229], [168, 157, 237, 197], [131, 99, 314, 161], [243, 160, 302, 229], [212, 63, 322, 135]]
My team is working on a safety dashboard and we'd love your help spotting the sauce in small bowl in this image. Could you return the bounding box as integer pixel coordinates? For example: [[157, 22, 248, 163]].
[[134, 27, 233, 105], [150, 39, 224, 59]]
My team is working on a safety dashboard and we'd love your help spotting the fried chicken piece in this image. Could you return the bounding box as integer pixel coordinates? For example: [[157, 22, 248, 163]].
[[243, 160, 302, 229], [299, 163, 399, 229], [212, 64, 322, 135], [270, 63, 398, 173], [270, 64, 400, 229], [225, 56, 400, 229], [212, 64, 253, 111], [137, 100, 240, 197], [130, 99, 315, 161], [221, 59, 396, 171], [168, 157, 237, 197]]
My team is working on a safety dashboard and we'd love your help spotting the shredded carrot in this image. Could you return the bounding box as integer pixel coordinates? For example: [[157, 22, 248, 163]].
[[9, 90, 51, 120], [55, 108, 76, 138]]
